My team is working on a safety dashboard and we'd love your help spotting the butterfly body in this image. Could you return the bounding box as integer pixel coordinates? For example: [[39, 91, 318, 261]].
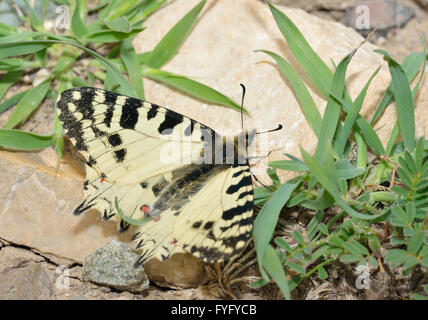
[[57, 87, 254, 264]]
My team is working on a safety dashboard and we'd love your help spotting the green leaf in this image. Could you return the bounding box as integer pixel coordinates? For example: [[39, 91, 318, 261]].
[[105, 17, 132, 33], [83, 28, 143, 43], [0, 71, 24, 102], [315, 52, 353, 161], [412, 294, 428, 300], [120, 38, 144, 99], [287, 262, 306, 274], [318, 223, 329, 235], [274, 237, 292, 252], [0, 42, 48, 59], [52, 113, 64, 172], [269, 159, 309, 172], [376, 50, 415, 151], [385, 249, 408, 266], [335, 66, 380, 157], [263, 245, 290, 300], [0, 90, 29, 115], [146, 0, 206, 68], [71, 0, 88, 39], [335, 160, 365, 179], [0, 22, 17, 35], [4, 80, 51, 129], [142, 67, 241, 111], [340, 254, 361, 263], [300, 147, 385, 220], [370, 52, 425, 125], [257, 50, 322, 137], [329, 92, 385, 156], [407, 231, 425, 255], [267, 1, 332, 97], [292, 231, 305, 245], [343, 239, 369, 257], [23, 0, 42, 30], [253, 179, 300, 279], [368, 234, 381, 252], [0, 129, 53, 151], [318, 266, 328, 280], [301, 191, 334, 210], [368, 256, 378, 268], [267, 167, 280, 186]]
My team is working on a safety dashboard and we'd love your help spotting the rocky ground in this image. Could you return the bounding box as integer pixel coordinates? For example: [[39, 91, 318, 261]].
[[0, 0, 427, 300]]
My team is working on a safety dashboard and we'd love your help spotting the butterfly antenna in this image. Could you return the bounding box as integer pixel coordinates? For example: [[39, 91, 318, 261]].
[[249, 168, 274, 191], [239, 84, 246, 134], [256, 124, 283, 135]]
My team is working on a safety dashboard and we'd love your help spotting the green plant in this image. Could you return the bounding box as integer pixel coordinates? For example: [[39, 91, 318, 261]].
[[0, 0, 241, 163], [253, 1, 428, 300]]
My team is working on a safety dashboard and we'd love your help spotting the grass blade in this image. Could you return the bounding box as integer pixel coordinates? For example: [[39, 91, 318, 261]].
[[0, 70, 24, 101], [376, 50, 415, 151], [145, 0, 206, 69], [71, 0, 88, 39], [257, 50, 322, 137], [253, 179, 300, 279], [315, 52, 353, 161], [370, 52, 424, 125], [0, 42, 48, 59], [335, 66, 381, 157], [4, 80, 51, 129], [263, 245, 291, 300], [300, 146, 385, 220], [0, 129, 53, 150], [0, 90, 29, 114], [267, 1, 332, 97], [143, 67, 241, 111], [120, 38, 144, 99]]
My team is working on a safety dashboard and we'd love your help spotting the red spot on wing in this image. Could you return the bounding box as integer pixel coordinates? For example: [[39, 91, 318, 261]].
[[154, 216, 160, 222], [140, 205, 149, 215], [100, 178, 105, 183]]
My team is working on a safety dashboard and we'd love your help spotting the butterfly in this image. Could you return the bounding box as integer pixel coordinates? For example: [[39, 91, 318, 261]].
[[56, 87, 256, 265]]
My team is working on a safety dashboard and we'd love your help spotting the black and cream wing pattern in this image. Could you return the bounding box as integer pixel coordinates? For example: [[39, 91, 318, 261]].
[[56, 87, 253, 264]]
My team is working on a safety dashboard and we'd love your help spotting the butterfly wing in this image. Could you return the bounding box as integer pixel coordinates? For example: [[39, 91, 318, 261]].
[[173, 164, 253, 263], [57, 87, 254, 264], [57, 87, 211, 185]]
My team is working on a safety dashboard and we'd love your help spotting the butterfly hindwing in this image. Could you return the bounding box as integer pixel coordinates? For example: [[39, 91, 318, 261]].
[[173, 165, 253, 263], [57, 87, 254, 264]]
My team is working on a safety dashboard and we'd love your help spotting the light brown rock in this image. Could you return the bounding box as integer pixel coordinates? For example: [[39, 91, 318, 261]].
[[144, 253, 208, 288], [0, 261, 52, 299], [0, 149, 133, 264], [134, 0, 428, 184], [0, 246, 45, 270]]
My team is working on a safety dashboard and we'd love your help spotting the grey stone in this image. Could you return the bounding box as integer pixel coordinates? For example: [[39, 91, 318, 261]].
[[344, 0, 414, 36], [82, 241, 149, 292]]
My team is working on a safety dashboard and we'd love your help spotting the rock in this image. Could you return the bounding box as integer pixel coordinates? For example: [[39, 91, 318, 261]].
[[344, 0, 414, 36], [0, 246, 45, 270], [0, 149, 134, 264], [134, 0, 428, 185], [0, 262, 52, 299], [144, 252, 207, 288], [415, 0, 428, 9], [81, 241, 149, 292]]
